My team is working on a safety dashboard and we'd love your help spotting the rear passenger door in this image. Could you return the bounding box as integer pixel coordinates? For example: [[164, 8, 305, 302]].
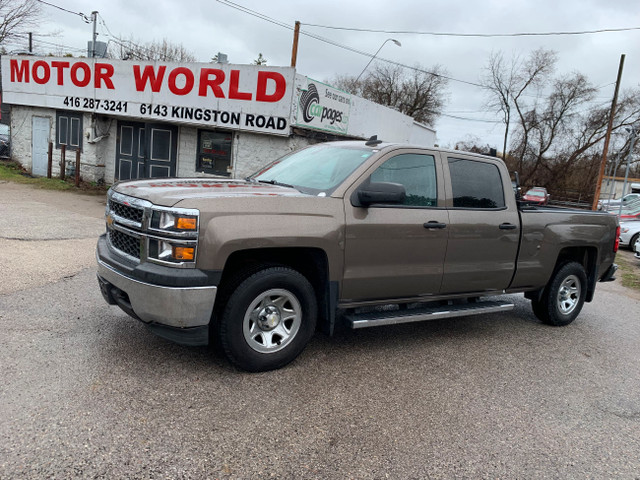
[[440, 156, 520, 294]]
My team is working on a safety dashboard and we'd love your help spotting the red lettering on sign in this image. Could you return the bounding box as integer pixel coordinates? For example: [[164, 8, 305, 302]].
[[51, 61, 70, 85], [94, 63, 115, 89], [32, 60, 50, 84], [71, 62, 91, 87], [10, 59, 30, 82], [198, 68, 225, 98], [256, 71, 286, 102], [228, 70, 252, 101], [133, 65, 166, 92], [168, 67, 194, 96]]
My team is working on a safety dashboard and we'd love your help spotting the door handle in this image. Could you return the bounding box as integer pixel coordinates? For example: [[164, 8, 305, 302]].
[[499, 223, 517, 230], [424, 221, 447, 229]]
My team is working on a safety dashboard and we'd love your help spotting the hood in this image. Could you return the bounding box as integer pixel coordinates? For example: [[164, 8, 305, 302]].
[[112, 178, 306, 206]]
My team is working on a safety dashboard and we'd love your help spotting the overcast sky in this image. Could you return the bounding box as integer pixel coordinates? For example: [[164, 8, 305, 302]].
[[12, 0, 640, 148]]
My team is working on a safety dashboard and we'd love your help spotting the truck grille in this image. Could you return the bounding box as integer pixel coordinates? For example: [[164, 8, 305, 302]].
[[109, 199, 144, 224], [108, 229, 140, 260]]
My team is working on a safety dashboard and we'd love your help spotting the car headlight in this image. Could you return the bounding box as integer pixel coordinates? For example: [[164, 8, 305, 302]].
[[147, 206, 199, 265], [621, 227, 629, 234]]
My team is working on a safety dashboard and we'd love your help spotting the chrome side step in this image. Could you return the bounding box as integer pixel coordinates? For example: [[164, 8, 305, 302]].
[[345, 300, 514, 329]]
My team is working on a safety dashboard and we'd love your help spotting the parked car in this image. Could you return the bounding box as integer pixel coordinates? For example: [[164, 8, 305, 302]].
[[603, 196, 640, 213], [602, 192, 640, 210], [619, 221, 640, 249], [522, 187, 550, 205], [0, 123, 9, 158]]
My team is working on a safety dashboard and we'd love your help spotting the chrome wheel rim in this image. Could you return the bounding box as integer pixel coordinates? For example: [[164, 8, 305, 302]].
[[557, 275, 581, 315], [243, 289, 302, 354]]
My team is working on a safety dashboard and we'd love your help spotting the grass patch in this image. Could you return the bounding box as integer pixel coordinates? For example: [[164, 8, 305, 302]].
[[615, 252, 640, 291], [0, 160, 107, 194]]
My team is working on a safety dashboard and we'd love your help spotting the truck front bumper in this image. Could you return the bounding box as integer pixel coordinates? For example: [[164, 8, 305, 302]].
[[96, 235, 217, 346]]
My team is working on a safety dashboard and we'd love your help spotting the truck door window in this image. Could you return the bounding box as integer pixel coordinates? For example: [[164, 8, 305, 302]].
[[448, 158, 505, 209], [370, 154, 437, 207]]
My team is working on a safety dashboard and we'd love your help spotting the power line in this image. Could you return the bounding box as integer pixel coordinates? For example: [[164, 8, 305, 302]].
[[34, 0, 91, 23], [300, 23, 640, 37], [215, 0, 487, 89]]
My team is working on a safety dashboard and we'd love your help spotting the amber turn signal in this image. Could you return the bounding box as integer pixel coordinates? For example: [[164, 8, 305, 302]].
[[173, 246, 195, 260], [176, 217, 197, 230]]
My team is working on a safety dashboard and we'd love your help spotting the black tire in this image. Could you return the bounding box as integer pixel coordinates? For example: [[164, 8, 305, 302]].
[[218, 267, 317, 372], [629, 233, 639, 251], [531, 261, 587, 326]]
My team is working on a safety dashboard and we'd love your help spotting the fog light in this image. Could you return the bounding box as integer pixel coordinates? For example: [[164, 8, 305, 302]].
[[173, 246, 195, 260]]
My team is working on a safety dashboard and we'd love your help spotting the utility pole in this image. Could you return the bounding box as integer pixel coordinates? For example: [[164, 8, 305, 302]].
[[91, 11, 98, 58], [28, 32, 33, 53], [592, 54, 625, 210], [290, 21, 300, 68]]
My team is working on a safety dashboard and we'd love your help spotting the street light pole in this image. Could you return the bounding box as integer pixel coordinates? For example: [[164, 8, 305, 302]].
[[355, 38, 401, 83], [618, 126, 637, 217]]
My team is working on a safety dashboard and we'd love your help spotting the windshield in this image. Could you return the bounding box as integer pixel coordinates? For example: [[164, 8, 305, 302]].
[[251, 144, 375, 195], [526, 190, 546, 198]]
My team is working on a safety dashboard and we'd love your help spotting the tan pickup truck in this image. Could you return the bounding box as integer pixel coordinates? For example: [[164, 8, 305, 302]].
[[97, 139, 619, 371]]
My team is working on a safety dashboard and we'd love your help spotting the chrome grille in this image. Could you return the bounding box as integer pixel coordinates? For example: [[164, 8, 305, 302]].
[[108, 229, 140, 260], [109, 199, 143, 224]]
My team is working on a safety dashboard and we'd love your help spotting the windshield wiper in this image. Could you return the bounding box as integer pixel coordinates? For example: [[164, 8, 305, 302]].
[[256, 179, 297, 189]]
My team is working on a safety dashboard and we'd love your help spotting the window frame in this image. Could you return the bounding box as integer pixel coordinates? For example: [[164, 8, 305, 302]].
[[196, 129, 233, 176], [350, 149, 443, 210], [55, 110, 83, 151], [446, 156, 506, 211]]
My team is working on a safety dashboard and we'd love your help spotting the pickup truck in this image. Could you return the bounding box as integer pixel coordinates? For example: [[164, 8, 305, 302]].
[[96, 139, 619, 371]]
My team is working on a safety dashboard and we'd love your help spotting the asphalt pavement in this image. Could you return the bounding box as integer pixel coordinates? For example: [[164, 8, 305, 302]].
[[1, 181, 640, 479]]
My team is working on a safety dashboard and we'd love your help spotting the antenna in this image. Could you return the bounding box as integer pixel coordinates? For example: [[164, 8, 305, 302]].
[[365, 135, 383, 146]]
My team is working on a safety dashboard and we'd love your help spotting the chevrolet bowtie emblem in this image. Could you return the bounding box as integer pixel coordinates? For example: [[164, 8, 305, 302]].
[[106, 214, 114, 226]]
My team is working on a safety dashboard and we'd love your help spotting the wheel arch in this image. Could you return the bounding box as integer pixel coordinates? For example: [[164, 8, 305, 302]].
[[525, 246, 598, 303], [216, 247, 337, 335]]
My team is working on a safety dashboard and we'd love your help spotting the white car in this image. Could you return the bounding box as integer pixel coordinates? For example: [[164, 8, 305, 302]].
[[602, 193, 640, 210], [619, 221, 640, 249]]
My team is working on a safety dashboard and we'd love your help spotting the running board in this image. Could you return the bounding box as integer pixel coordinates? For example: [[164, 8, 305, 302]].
[[345, 300, 514, 329]]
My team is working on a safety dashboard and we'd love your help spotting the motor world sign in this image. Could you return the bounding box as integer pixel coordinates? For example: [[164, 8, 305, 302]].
[[294, 76, 350, 135], [1, 56, 296, 136]]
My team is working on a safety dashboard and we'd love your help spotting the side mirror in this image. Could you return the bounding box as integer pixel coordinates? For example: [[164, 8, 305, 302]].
[[352, 182, 406, 207]]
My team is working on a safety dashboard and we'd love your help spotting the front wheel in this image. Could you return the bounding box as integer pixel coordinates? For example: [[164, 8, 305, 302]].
[[531, 261, 587, 326], [219, 267, 317, 372]]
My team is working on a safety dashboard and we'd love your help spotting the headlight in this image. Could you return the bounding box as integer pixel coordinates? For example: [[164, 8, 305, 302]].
[[147, 206, 199, 265], [621, 227, 629, 234], [148, 239, 196, 264]]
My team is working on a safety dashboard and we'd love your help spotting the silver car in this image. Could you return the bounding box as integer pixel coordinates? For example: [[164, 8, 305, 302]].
[[619, 221, 640, 249]]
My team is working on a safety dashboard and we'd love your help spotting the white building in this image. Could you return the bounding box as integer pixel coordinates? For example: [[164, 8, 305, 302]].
[[1, 55, 435, 184]]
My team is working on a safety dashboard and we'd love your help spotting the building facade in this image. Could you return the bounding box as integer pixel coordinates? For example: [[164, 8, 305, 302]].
[[1, 55, 435, 184]]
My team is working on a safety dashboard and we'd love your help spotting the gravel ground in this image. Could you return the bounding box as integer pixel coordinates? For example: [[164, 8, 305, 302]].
[[1, 182, 639, 479]]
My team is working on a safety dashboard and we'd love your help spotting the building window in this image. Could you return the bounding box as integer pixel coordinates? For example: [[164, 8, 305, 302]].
[[197, 130, 232, 176], [56, 111, 83, 151], [448, 157, 505, 209]]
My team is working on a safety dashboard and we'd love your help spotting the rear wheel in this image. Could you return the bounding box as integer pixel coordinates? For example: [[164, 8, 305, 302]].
[[218, 267, 317, 372], [531, 261, 587, 326], [629, 233, 639, 251]]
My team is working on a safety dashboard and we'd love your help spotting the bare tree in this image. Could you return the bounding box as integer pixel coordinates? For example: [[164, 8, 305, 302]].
[[482, 49, 556, 164], [332, 63, 449, 127], [111, 37, 197, 62], [0, 0, 41, 46], [508, 79, 640, 201]]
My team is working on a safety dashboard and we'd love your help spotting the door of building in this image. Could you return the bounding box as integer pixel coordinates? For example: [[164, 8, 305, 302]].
[[32, 117, 50, 176], [115, 121, 178, 181]]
